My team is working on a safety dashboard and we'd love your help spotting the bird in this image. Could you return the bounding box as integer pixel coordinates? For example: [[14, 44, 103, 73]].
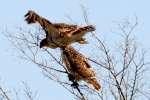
[[61, 46, 101, 91], [24, 10, 101, 91], [24, 10, 96, 48]]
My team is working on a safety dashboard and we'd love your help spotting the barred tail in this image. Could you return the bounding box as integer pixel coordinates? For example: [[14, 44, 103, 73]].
[[87, 78, 101, 91]]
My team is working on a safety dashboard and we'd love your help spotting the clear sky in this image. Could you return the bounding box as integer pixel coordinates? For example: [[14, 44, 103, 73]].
[[0, 0, 150, 100]]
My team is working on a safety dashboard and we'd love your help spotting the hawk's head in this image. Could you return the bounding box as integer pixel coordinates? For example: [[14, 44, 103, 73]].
[[40, 38, 48, 48]]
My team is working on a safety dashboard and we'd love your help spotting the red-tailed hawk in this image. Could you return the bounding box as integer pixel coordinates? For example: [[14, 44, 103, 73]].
[[24, 10, 95, 48], [61, 46, 101, 91]]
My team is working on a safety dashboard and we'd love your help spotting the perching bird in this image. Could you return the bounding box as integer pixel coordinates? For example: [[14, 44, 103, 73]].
[[24, 10, 95, 48], [61, 46, 101, 91]]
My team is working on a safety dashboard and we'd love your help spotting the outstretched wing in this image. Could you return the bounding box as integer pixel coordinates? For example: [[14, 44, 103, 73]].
[[61, 25, 95, 45], [70, 25, 95, 39], [25, 10, 60, 38], [53, 23, 78, 33]]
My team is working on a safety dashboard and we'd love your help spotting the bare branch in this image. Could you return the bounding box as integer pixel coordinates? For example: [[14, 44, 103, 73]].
[[0, 86, 11, 100]]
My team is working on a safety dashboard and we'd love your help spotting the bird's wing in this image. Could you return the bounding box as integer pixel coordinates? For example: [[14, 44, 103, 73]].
[[71, 25, 95, 36], [25, 10, 60, 38], [53, 23, 78, 37], [53, 23, 78, 31]]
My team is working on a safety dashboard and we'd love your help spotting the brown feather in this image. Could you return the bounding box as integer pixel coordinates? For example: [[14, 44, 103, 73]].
[[25, 10, 95, 48], [61, 46, 101, 91]]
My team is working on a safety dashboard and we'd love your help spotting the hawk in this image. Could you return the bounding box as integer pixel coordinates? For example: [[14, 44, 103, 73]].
[[61, 46, 101, 91], [24, 10, 95, 48]]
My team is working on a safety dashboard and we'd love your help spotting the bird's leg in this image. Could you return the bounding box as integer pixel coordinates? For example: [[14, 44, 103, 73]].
[[68, 73, 79, 88], [71, 80, 79, 88], [71, 80, 85, 100]]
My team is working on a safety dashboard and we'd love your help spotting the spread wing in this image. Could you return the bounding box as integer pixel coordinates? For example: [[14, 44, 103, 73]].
[[24, 10, 60, 38], [53, 23, 78, 33], [53, 23, 96, 38], [60, 25, 95, 45], [69, 25, 95, 39]]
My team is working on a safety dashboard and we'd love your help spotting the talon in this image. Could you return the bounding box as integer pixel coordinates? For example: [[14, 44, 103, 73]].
[[71, 81, 79, 88]]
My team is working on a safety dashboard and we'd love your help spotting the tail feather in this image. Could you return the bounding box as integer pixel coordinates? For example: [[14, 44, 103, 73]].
[[87, 78, 101, 91]]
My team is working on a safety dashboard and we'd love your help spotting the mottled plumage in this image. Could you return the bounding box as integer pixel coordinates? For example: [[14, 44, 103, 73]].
[[61, 46, 101, 91], [24, 10, 100, 91], [25, 10, 95, 48]]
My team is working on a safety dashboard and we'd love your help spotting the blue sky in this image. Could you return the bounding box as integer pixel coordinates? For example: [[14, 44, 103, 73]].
[[0, 0, 150, 100]]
